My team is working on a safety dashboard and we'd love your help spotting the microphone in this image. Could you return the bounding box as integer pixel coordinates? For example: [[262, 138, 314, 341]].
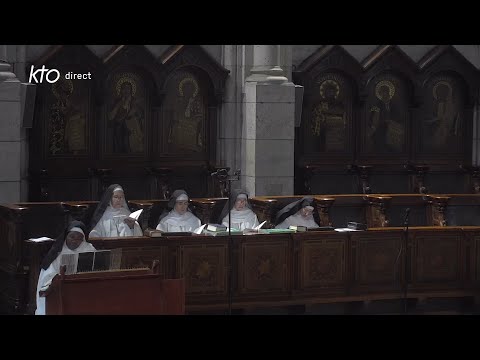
[[404, 208, 410, 226], [211, 169, 229, 178]]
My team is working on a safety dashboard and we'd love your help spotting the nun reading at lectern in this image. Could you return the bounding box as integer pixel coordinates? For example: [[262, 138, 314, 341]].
[[274, 197, 320, 229], [156, 190, 202, 232], [35, 220, 96, 315], [218, 189, 259, 231], [89, 184, 143, 238]]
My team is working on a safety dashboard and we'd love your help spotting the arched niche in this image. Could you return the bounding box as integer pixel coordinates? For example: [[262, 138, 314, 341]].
[[293, 45, 362, 165]]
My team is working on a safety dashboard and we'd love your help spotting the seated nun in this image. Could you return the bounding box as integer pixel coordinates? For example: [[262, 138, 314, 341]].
[[219, 189, 259, 231], [36, 220, 96, 315], [89, 184, 143, 238], [156, 190, 201, 232], [275, 197, 320, 229]]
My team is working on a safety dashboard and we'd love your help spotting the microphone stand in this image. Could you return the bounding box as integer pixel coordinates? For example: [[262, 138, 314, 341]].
[[402, 208, 410, 314], [211, 168, 241, 315]]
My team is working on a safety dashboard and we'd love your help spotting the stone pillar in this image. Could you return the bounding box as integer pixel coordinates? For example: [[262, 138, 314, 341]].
[[15, 45, 26, 83], [242, 45, 296, 196], [0, 57, 24, 203], [219, 45, 244, 175]]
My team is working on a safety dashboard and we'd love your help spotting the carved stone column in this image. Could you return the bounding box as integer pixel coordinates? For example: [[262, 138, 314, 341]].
[[243, 45, 295, 196], [314, 197, 335, 226], [0, 59, 23, 203], [365, 195, 392, 228]]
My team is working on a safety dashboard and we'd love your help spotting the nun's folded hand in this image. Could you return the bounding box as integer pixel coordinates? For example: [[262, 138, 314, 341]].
[[124, 217, 135, 229]]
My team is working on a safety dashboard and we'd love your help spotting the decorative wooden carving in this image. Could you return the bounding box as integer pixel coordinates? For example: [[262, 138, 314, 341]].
[[405, 163, 429, 194], [351, 232, 403, 291], [366, 195, 392, 228], [314, 197, 335, 226], [426, 195, 450, 226], [297, 235, 346, 290], [348, 164, 373, 194], [178, 243, 227, 295], [413, 232, 461, 283], [88, 168, 112, 199], [61, 202, 89, 224], [301, 165, 318, 195], [190, 199, 217, 225], [39, 169, 49, 201], [239, 238, 290, 294], [460, 165, 480, 194], [146, 167, 172, 199], [249, 199, 278, 229]]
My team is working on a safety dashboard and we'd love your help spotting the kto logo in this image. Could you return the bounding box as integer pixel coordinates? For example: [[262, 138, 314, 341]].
[[28, 65, 60, 84]]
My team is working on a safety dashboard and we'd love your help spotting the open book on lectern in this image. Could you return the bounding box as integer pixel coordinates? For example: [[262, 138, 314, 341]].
[[60, 249, 122, 274]]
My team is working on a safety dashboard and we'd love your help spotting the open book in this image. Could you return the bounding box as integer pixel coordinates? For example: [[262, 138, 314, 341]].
[[129, 209, 143, 220], [60, 249, 122, 274], [28, 236, 54, 242], [113, 209, 143, 222]]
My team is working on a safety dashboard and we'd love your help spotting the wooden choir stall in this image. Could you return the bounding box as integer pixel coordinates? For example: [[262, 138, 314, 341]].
[[40, 262, 185, 315], [2, 193, 480, 314]]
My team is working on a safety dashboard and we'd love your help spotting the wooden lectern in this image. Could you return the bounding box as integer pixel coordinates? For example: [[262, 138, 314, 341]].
[[41, 262, 185, 315]]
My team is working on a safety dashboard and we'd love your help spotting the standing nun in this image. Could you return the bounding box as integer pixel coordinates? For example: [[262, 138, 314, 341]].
[[156, 190, 202, 232], [218, 189, 259, 231], [36, 220, 96, 315], [89, 184, 143, 238], [275, 197, 320, 229]]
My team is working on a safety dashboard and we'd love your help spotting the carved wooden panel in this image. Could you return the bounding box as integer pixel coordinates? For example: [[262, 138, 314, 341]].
[[362, 73, 410, 157], [162, 69, 208, 155], [0, 214, 16, 270], [239, 237, 290, 294], [120, 247, 167, 277], [44, 72, 92, 158], [351, 232, 403, 292], [104, 71, 148, 156], [302, 72, 354, 156], [418, 73, 466, 156], [177, 243, 227, 295], [475, 235, 480, 282], [414, 233, 461, 283], [298, 235, 346, 290]]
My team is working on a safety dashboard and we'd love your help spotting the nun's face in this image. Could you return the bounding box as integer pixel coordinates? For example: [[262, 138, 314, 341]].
[[234, 197, 247, 211], [111, 190, 125, 209], [66, 231, 84, 250], [174, 200, 189, 215], [300, 207, 313, 218]]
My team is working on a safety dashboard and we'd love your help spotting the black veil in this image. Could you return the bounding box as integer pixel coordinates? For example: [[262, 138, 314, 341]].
[[157, 189, 191, 222], [89, 184, 132, 232], [40, 220, 88, 270], [218, 189, 251, 223], [274, 197, 319, 226]]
